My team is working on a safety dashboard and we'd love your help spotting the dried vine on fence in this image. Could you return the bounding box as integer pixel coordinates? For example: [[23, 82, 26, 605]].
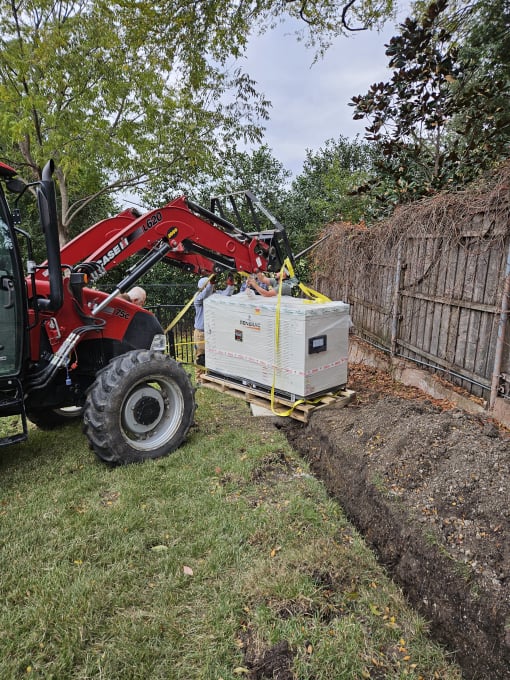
[[312, 159, 510, 292]]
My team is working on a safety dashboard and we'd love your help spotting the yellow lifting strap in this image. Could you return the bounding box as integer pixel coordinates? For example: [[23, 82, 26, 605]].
[[269, 258, 332, 416], [283, 257, 331, 304]]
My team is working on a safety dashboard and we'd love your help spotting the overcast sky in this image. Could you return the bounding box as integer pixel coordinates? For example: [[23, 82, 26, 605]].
[[241, 9, 409, 177], [127, 9, 411, 210]]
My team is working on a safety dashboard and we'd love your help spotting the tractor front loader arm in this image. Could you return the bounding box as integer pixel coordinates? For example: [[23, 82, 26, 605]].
[[58, 195, 286, 288]]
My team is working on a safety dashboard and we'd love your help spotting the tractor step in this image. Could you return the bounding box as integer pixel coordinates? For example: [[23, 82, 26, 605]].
[[0, 429, 28, 447], [0, 379, 29, 445]]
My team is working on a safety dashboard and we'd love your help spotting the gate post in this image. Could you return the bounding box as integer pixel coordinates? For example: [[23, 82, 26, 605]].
[[489, 240, 510, 410], [390, 242, 403, 357]]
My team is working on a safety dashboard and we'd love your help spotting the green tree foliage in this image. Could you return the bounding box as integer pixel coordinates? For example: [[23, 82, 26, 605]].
[[0, 0, 271, 243], [188, 145, 291, 217], [131, 263, 197, 309], [0, 0, 400, 246], [281, 136, 375, 256], [349, 0, 510, 211], [448, 0, 510, 166]]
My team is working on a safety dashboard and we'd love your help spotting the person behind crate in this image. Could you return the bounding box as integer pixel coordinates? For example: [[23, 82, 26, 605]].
[[247, 269, 292, 297], [193, 275, 216, 376], [118, 286, 147, 306], [127, 286, 147, 306], [216, 273, 235, 296], [239, 267, 268, 294]]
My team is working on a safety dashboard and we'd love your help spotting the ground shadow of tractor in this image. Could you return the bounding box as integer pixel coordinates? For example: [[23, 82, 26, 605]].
[[0, 419, 92, 478]]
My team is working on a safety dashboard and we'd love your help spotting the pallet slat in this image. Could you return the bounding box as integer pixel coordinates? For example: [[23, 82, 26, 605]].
[[199, 373, 355, 423]]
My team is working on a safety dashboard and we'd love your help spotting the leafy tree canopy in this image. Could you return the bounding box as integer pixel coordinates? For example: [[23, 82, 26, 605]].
[[349, 0, 510, 211], [183, 144, 292, 214], [0, 0, 398, 244], [0, 0, 269, 243], [281, 135, 375, 256]]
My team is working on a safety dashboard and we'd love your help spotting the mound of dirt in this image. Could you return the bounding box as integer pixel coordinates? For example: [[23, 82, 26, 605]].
[[280, 365, 510, 680]]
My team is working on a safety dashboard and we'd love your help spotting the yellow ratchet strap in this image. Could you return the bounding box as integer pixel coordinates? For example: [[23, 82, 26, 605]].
[[270, 267, 303, 416], [269, 258, 332, 416], [283, 257, 331, 303]]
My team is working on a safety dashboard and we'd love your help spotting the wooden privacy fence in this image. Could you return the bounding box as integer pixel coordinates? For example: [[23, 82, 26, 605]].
[[312, 163, 510, 410]]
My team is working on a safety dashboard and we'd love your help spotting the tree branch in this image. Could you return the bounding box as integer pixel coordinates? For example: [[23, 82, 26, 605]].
[[341, 0, 367, 32], [284, 0, 368, 31], [63, 171, 154, 226]]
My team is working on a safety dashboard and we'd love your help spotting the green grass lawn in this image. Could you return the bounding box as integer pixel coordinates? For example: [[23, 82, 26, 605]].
[[0, 387, 461, 679]]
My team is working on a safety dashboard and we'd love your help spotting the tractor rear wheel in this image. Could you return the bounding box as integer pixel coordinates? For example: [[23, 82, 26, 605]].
[[83, 350, 195, 465]]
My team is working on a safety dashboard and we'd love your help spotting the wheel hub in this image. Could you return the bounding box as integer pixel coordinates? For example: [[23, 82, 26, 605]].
[[123, 386, 165, 435], [134, 396, 161, 426]]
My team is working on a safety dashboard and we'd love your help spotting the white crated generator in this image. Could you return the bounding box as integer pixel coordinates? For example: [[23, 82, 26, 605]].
[[203, 293, 351, 400]]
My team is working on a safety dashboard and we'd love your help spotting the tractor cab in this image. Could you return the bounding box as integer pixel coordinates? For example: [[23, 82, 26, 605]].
[[0, 163, 30, 444]]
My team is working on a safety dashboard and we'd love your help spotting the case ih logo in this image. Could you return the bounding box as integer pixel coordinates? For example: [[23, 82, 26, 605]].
[[98, 238, 129, 268], [89, 238, 129, 281], [89, 212, 164, 282]]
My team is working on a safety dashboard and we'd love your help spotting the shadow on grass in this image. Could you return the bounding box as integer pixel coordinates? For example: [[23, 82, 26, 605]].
[[0, 419, 92, 477]]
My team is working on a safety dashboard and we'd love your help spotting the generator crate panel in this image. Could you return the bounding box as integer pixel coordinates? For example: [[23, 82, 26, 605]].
[[203, 294, 350, 398]]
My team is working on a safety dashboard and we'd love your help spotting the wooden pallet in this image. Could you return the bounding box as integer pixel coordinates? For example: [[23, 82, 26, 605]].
[[199, 373, 355, 423]]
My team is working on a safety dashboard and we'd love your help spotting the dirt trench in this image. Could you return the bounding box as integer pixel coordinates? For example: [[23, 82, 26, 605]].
[[279, 365, 510, 680]]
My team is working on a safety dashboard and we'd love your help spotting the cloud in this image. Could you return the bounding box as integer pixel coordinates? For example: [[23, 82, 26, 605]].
[[242, 17, 404, 176]]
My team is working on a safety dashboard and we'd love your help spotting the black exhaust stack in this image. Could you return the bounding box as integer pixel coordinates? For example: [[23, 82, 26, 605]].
[[37, 160, 63, 311]]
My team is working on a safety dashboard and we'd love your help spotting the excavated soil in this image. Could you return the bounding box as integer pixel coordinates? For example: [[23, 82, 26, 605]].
[[280, 365, 510, 680]]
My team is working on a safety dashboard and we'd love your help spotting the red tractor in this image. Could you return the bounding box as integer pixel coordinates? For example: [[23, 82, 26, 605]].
[[0, 160, 294, 464]]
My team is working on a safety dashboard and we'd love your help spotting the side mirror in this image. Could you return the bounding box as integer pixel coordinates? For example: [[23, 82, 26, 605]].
[[5, 178, 26, 194]]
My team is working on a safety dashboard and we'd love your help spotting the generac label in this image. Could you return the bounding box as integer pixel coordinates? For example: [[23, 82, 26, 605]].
[[239, 318, 261, 330]]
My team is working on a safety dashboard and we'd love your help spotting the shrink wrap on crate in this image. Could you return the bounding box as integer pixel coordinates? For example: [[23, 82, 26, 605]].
[[204, 293, 350, 399]]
